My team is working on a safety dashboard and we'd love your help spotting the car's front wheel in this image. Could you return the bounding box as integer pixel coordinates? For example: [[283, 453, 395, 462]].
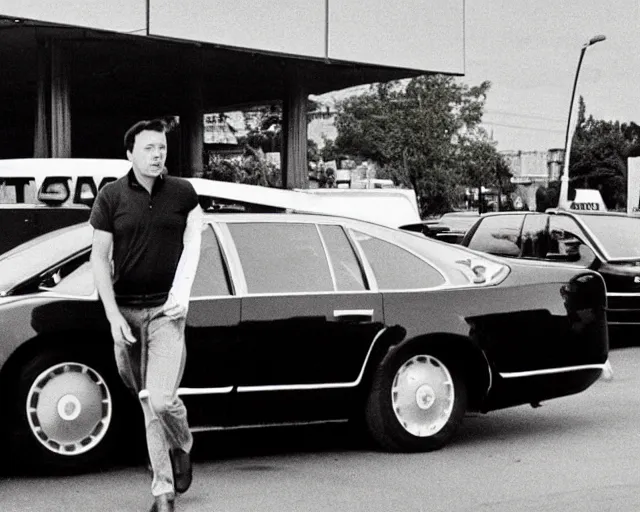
[[9, 346, 129, 472], [365, 345, 467, 452]]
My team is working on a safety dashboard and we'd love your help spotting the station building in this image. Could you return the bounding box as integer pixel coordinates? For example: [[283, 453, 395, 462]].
[[0, 1, 465, 187]]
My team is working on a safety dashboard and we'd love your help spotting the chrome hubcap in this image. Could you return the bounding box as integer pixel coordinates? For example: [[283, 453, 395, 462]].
[[26, 362, 112, 456], [391, 355, 455, 437]]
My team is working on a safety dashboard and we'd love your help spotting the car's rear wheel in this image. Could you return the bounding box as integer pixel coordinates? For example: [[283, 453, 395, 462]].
[[9, 346, 129, 472], [365, 345, 467, 452]]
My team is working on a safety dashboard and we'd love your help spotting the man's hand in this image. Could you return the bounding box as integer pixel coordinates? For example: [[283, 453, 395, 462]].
[[109, 313, 137, 344], [163, 290, 189, 319]]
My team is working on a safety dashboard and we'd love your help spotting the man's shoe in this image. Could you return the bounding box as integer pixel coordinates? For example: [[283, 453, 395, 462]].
[[149, 493, 174, 512], [170, 448, 193, 494]]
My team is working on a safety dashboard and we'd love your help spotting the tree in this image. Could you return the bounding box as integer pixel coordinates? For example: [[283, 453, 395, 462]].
[[332, 75, 498, 216], [457, 135, 513, 213], [567, 96, 640, 210]]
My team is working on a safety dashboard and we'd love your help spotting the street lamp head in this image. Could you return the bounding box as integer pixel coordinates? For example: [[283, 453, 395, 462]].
[[587, 35, 606, 46]]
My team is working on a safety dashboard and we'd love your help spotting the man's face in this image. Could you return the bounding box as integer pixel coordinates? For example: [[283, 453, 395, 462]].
[[127, 129, 167, 179]]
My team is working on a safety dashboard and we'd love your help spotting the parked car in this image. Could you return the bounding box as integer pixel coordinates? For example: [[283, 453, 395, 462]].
[[401, 211, 481, 244], [461, 209, 640, 343], [0, 209, 608, 471]]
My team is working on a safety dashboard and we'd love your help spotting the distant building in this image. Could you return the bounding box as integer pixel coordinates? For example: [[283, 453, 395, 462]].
[[501, 148, 565, 211]]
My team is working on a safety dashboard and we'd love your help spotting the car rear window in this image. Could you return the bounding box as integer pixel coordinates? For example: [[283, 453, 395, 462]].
[[351, 230, 445, 290]]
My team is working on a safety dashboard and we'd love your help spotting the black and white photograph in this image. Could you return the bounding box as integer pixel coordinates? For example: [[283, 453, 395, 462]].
[[1, 1, 639, 511]]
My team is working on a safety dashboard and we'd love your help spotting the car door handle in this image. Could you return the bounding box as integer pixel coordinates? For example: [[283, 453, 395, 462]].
[[333, 309, 375, 322]]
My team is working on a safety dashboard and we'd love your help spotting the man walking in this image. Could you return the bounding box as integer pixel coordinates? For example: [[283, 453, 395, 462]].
[[90, 119, 202, 512]]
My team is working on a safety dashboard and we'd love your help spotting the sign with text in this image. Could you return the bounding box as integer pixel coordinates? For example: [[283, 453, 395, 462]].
[[570, 202, 600, 211], [570, 189, 606, 212], [628, 157, 640, 214]]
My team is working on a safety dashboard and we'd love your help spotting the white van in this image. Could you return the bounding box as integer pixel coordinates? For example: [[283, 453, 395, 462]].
[[0, 158, 130, 207], [0, 159, 129, 254]]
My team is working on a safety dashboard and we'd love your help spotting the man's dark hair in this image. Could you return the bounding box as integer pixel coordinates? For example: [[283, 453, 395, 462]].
[[124, 119, 167, 152]]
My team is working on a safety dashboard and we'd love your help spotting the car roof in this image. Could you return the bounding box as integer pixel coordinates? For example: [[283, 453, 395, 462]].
[[187, 177, 421, 229]]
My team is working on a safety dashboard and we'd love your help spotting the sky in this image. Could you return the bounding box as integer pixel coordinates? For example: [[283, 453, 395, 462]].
[[463, 0, 640, 151], [318, 0, 640, 153]]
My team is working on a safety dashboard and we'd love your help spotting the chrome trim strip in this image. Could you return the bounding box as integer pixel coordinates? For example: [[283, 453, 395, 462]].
[[607, 292, 640, 297], [346, 226, 379, 291], [207, 222, 238, 296], [37, 290, 98, 301], [237, 327, 388, 393], [333, 309, 374, 318], [139, 387, 233, 399], [316, 224, 338, 291], [178, 387, 234, 396], [499, 363, 607, 379], [190, 419, 348, 433], [190, 295, 237, 302], [213, 222, 248, 296]]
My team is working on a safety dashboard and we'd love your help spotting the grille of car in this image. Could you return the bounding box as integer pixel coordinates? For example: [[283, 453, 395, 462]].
[[606, 294, 640, 324]]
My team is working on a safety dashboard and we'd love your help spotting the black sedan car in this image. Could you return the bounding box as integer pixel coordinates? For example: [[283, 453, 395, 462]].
[[401, 211, 481, 244], [461, 209, 640, 343], [0, 212, 608, 471]]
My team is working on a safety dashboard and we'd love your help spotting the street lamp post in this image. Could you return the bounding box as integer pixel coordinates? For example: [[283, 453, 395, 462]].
[[558, 35, 606, 209]]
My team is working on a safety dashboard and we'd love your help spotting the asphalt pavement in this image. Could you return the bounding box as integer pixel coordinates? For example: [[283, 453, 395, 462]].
[[2, 347, 640, 512]]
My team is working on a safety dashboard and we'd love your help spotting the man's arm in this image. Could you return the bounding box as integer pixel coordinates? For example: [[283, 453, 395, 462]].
[[91, 228, 136, 343], [164, 204, 203, 318]]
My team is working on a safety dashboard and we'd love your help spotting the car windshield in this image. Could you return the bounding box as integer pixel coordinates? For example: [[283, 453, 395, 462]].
[[0, 222, 93, 294], [578, 214, 640, 259]]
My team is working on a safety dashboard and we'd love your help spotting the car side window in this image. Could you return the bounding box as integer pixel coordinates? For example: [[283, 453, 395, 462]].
[[466, 215, 523, 257], [191, 225, 232, 297], [520, 214, 549, 258], [351, 230, 445, 290], [228, 222, 334, 294], [548, 216, 596, 266], [318, 224, 367, 291]]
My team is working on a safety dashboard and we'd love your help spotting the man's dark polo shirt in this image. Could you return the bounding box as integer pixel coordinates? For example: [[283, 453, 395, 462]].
[[90, 169, 198, 306]]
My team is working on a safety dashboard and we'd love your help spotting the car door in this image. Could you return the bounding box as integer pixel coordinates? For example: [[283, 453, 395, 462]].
[[182, 223, 241, 428], [519, 213, 549, 259], [547, 215, 598, 267], [225, 220, 384, 425]]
